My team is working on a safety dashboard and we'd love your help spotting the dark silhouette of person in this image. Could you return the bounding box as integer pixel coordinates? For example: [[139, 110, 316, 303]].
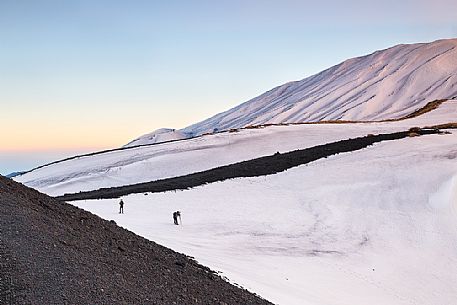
[[176, 211, 181, 224], [173, 211, 178, 225], [119, 199, 124, 214]]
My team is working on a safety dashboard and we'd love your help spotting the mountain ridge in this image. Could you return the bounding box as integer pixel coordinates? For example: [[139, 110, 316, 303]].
[[126, 38, 457, 147]]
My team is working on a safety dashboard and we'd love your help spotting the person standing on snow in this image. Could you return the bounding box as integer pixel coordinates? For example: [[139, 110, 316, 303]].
[[173, 211, 178, 225], [176, 211, 181, 225], [119, 199, 124, 214], [173, 211, 182, 225]]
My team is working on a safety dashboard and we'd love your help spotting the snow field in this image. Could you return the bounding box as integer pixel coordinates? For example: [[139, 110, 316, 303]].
[[74, 131, 457, 305], [16, 100, 457, 196]]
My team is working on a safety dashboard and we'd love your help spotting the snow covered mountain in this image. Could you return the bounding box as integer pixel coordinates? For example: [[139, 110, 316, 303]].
[[126, 38, 457, 147], [15, 99, 457, 196], [13, 38, 457, 305], [76, 132, 457, 305], [15, 99, 457, 305]]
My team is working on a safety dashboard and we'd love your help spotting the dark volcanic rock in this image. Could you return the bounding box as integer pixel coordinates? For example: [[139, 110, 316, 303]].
[[0, 176, 272, 305]]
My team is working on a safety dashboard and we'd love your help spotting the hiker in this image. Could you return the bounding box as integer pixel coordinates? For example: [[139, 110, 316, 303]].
[[176, 211, 181, 225], [173, 211, 182, 225], [173, 211, 178, 225], [119, 199, 124, 214]]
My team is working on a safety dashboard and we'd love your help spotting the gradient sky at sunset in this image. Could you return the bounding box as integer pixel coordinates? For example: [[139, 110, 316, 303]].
[[1, 0, 457, 174]]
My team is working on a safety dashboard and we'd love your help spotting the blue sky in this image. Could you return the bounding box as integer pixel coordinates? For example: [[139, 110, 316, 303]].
[[1, 0, 457, 174]]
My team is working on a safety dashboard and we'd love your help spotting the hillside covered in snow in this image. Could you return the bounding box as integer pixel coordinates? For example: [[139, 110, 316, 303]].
[[15, 100, 457, 196], [75, 130, 457, 305], [12, 38, 457, 305], [127, 38, 457, 147], [15, 100, 457, 305]]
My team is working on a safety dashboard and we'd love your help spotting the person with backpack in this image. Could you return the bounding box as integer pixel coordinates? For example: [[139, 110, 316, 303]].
[[119, 199, 124, 214], [173, 211, 182, 225]]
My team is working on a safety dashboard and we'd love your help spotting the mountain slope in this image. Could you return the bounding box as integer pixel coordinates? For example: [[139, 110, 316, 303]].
[[184, 39, 457, 132], [124, 128, 190, 147], [57, 128, 442, 201], [126, 38, 457, 147], [0, 175, 271, 304], [75, 131, 457, 305], [14, 100, 457, 196]]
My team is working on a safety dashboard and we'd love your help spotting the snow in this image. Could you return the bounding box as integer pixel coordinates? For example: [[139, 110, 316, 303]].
[[15, 100, 457, 196], [126, 38, 457, 146], [12, 97, 457, 304], [73, 130, 457, 305], [123, 128, 189, 147]]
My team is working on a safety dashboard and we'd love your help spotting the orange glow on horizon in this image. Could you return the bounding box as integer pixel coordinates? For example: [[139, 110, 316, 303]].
[[1, 123, 144, 153], [2, 101, 212, 153]]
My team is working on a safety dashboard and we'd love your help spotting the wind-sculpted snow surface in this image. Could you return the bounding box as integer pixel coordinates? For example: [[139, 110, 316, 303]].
[[126, 38, 457, 146], [74, 132, 457, 305], [183, 39, 457, 132]]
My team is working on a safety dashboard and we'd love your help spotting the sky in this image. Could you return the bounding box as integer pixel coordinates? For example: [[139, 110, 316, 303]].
[[1, 0, 457, 175]]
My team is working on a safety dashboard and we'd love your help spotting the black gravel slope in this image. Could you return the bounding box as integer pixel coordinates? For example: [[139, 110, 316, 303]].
[[57, 128, 441, 201], [0, 176, 272, 305]]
